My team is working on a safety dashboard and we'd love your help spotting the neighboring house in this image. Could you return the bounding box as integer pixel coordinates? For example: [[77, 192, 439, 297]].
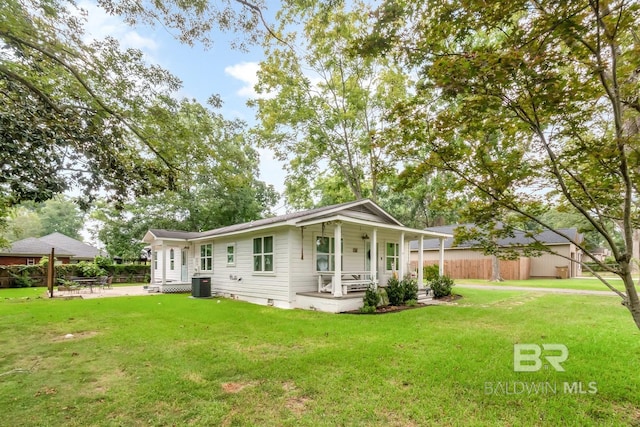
[[0, 237, 74, 265], [0, 233, 103, 265], [409, 225, 583, 279], [143, 199, 451, 313]]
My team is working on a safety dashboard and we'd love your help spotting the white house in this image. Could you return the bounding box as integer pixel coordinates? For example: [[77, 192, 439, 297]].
[[143, 200, 451, 313]]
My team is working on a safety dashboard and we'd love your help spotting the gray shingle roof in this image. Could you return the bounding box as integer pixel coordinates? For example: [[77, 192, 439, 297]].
[[147, 199, 399, 241], [0, 237, 74, 256], [409, 225, 580, 250], [39, 232, 103, 259]]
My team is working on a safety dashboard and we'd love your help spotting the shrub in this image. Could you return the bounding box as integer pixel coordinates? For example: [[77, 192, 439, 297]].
[[359, 304, 376, 314], [94, 256, 113, 269], [363, 284, 380, 308], [429, 275, 455, 298], [76, 261, 106, 278], [386, 277, 404, 306], [401, 276, 418, 302], [377, 287, 389, 307], [405, 299, 418, 307], [423, 264, 440, 282], [11, 270, 34, 288]]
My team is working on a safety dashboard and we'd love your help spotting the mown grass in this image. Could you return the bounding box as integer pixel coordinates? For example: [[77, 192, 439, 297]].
[[458, 277, 631, 292], [0, 288, 639, 426]]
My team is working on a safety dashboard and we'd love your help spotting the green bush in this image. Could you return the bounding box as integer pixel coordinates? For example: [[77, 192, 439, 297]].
[[386, 277, 404, 306], [10, 268, 35, 288], [359, 304, 376, 314], [423, 264, 440, 282], [94, 256, 113, 269], [377, 287, 389, 307], [401, 276, 418, 302], [429, 275, 455, 298], [363, 284, 380, 308], [76, 261, 106, 278]]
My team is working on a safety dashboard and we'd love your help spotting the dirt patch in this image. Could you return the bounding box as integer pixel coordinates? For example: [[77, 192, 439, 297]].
[[221, 381, 254, 394], [51, 330, 99, 342], [285, 396, 311, 415]]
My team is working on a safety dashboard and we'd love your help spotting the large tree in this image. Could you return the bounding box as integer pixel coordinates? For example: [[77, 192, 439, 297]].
[[0, 0, 191, 209], [251, 0, 410, 208], [92, 99, 278, 260], [366, 0, 640, 328]]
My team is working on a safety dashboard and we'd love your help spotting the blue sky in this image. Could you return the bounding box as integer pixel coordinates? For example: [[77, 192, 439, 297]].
[[80, 1, 288, 209]]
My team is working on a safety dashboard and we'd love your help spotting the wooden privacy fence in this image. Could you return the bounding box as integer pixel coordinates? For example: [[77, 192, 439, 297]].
[[421, 258, 531, 280]]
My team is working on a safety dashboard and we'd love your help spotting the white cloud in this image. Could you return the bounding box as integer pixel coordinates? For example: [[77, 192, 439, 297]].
[[224, 62, 260, 97], [77, 2, 159, 53]]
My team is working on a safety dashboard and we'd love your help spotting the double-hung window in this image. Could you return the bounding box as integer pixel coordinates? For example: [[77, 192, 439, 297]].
[[315, 236, 343, 272], [226, 244, 235, 266], [200, 244, 213, 271], [253, 236, 274, 272], [169, 249, 175, 270], [153, 251, 158, 270], [386, 242, 399, 272]]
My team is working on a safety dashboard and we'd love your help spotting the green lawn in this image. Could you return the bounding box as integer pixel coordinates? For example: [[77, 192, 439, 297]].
[[457, 277, 632, 292], [1, 288, 639, 426]]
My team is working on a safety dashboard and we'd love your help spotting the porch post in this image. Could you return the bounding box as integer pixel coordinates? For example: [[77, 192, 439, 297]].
[[161, 242, 167, 286], [439, 237, 445, 276], [399, 232, 405, 279], [150, 248, 155, 284], [418, 235, 424, 289], [371, 228, 378, 288], [333, 222, 343, 297]]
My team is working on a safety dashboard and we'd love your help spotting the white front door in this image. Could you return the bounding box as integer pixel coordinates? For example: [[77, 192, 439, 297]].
[[181, 249, 188, 282]]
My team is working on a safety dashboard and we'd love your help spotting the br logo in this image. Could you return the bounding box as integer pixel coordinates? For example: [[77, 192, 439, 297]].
[[513, 344, 568, 372]]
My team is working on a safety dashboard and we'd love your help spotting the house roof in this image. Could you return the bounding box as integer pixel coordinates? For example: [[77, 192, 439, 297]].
[[409, 224, 581, 250], [144, 199, 451, 243], [0, 237, 74, 257], [39, 232, 104, 259]]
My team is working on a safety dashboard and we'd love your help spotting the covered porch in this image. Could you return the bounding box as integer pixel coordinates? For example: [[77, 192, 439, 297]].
[[294, 214, 450, 299]]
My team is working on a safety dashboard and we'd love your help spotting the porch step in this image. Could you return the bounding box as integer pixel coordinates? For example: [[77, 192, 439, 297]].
[[418, 288, 433, 303]]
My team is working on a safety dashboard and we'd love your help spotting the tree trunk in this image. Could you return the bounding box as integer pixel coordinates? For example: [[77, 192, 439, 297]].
[[621, 265, 640, 330], [490, 255, 503, 282]]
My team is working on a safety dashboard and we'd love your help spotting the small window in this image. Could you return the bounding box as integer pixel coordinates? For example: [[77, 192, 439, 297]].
[[226, 244, 235, 266], [153, 251, 158, 270], [200, 244, 213, 271], [26, 258, 35, 266], [386, 242, 399, 272], [253, 236, 274, 272], [169, 249, 175, 270]]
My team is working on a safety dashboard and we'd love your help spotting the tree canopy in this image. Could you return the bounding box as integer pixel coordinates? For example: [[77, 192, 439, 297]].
[[251, 0, 410, 208], [366, 0, 640, 328]]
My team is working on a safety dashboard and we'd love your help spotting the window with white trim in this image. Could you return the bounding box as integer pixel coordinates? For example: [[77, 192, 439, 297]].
[[200, 244, 213, 271], [170, 249, 175, 270], [315, 236, 343, 272], [253, 236, 273, 272], [153, 251, 158, 270], [386, 242, 399, 271], [226, 244, 235, 266]]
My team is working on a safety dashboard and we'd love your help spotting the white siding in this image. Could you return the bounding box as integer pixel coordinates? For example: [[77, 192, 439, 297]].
[[207, 227, 291, 305]]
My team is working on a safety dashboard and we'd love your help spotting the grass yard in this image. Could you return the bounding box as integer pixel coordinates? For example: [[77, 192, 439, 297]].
[[458, 277, 631, 292], [1, 288, 639, 426]]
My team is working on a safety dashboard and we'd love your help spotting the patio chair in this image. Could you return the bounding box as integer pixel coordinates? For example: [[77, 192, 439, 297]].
[[103, 276, 113, 290]]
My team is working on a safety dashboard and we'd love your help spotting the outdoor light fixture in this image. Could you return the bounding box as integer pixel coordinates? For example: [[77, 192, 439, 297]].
[[361, 233, 369, 240]]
